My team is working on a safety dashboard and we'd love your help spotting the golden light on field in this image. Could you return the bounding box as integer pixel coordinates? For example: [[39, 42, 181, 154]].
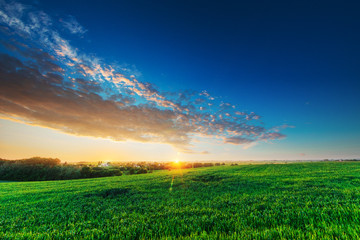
[[171, 159, 182, 169]]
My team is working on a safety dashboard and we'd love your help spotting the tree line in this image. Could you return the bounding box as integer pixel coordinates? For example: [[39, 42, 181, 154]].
[[0, 157, 225, 181]]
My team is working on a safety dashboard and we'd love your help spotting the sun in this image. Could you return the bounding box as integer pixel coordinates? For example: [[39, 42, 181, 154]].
[[172, 159, 182, 169]]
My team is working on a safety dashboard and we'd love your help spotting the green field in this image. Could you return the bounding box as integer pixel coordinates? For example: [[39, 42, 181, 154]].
[[1, 161, 360, 239]]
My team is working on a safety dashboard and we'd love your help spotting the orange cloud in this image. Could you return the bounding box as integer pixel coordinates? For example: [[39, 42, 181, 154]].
[[0, 54, 192, 147]]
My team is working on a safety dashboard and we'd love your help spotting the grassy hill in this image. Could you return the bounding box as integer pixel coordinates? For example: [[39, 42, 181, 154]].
[[1, 161, 360, 239]]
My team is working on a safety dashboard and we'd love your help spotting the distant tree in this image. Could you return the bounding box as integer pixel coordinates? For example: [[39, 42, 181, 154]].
[[203, 163, 214, 167], [80, 166, 93, 178], [193, 163, 203, 168], [129, 168, 135, 175], [111, 169, 123, 176], [184, 163, 192, 169], [18, 157, 61, 166], [136, 168, 147, 174]]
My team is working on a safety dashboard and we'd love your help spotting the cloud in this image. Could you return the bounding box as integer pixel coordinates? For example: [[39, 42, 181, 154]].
[[0, 0, 30, 34], [225, 137, 254, 145], [60, 15, 87, 36], [0, 0, 287, 151], [259, 132, 286, 141], [243, 142, 258, 149], [178, 148, 210, 154], [1, 39, 64, 73], [0, 53, 191, 146]]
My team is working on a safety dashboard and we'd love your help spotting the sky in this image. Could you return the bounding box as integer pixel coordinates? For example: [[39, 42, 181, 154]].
[[0, 0, 359, 162]]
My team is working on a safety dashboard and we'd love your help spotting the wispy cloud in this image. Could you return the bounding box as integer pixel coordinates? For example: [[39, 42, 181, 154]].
[[60, 15, 87, 36], [0, 0, 287, 152]]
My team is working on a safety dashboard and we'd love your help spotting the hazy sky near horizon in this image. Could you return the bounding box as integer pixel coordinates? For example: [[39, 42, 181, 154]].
[[0, 0, 359, 162]]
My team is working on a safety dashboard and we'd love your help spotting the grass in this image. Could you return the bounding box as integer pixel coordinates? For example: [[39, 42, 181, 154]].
[[1, 161, 360, 239]]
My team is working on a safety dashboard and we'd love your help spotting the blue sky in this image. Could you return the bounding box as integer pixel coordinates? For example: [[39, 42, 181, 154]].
[[0, 0, 359, 161]]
